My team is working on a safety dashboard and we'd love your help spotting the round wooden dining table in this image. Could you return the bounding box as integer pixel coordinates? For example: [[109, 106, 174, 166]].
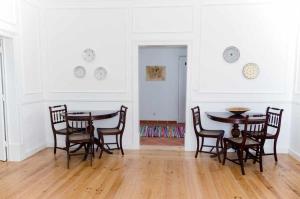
[[62, 110, 119, 154], [206, 112, 265, 137]]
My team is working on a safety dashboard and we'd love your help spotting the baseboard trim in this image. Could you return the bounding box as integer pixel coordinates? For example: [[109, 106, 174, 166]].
[[288, 148, 300, 161], [22, 144, 47, 161]]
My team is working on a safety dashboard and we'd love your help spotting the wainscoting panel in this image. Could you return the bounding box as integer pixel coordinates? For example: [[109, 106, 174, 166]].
[[132, 6, 193, 33]]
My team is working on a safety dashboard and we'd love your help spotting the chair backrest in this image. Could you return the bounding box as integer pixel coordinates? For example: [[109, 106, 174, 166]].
[[117, 105, 128, 132], [191, 106, 203, 134], [49, 105, 67, 131], [65, 112, 93, 139], [266, 107, 283, 138], [242, 114, 268, 148]]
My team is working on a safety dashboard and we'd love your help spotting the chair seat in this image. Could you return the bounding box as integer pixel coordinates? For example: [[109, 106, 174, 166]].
[[199, 130, 224, 137], [97, 128, 121, 135], [246, 131, 275, 138], [55, 128, 68, 134], [226, 137, 259, 146], [69, 133, 91, 143], [55, 127, 84, 135]]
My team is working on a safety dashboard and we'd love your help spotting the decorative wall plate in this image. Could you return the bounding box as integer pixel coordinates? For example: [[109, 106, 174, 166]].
[[94, 67, 107, 80], [73, 66, 86, 78], [243, 63, 260, 79], [82, 48, 95, 62], [223, 46, 240, 63]]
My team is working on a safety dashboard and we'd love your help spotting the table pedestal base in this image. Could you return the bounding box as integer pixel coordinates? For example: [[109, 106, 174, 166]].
[[231, 123, 240, 138]]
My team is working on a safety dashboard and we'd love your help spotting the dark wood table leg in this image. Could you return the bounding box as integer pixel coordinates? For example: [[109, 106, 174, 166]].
[[89, 121, 113, 155], [231, 123, 240, 137], [94, 137, 113, 154]]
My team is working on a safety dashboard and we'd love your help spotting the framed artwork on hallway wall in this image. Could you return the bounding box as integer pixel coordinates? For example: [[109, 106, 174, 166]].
[[146, 66, 166, 81]]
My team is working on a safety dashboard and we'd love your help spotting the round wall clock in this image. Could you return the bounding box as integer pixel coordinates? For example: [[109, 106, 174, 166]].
[[223, 46, 240, 63], [82, 48, 95, 62], [243, 63, 260, 79], [73, 66, 86, 78], [94, 67, 107, 80]]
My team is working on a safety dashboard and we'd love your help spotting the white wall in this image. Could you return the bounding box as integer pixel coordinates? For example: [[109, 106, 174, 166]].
[[0, 0, 45, 161], [40, 0, 297, 153], [0, 0, 17, 34], [0, 0, 298, 160], [139, 46, 186, 121], [289, 21, 300, 160]]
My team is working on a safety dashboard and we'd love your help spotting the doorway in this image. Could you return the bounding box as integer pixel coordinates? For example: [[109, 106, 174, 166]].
[[138, 46, 187, 146], [0, 38, 7, 161]]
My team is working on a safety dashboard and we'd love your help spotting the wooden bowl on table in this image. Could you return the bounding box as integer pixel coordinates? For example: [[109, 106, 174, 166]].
[[227, 107, 250, 115]]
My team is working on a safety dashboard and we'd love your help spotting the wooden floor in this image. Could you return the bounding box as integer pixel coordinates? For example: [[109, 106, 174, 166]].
[[1, 148, 300, 199]]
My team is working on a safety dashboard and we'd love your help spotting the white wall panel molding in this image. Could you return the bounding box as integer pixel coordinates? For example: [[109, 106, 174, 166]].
[[0, 0, 17, 25], [132, 6, 193, 33], [292, 100, 300, 106], [21, 100, 44, 106], [7, 142, 21, 161], [43, 0, 130, 9], [0, 0, 17, 34], [201, 0, 272, 6], [194, 90, 286, 95], [44, 8, 129, 95], [19, 102, 46, 160], [293, 26, 300, 95], [45, 93, 131, 102], [191, 100, 291, 104], [20, 0, 43, 95], [196, 2, 289, 95], [48, 90, 127, 94]]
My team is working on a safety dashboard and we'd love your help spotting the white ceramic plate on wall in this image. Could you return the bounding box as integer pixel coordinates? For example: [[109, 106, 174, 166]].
[[73, 66, 86, 78], [82, 48, 95, 62], [94, 67, 107, 80], [243, 63, 260, 79]]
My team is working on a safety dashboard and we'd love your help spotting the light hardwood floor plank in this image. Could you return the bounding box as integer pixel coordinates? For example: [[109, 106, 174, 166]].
[[0, 148, 300, 199]]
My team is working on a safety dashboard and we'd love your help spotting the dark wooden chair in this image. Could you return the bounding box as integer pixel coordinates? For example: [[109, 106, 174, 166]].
[[263, 107, 283, 162], [65, 112, 94, 169], [97, 105, 128, 158], [223, 115, 268, 175], [191, 106, 224, 162], [49, 105, 69, 154]]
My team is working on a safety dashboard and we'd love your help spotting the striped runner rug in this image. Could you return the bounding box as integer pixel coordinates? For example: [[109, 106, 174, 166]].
[[140, 124, 185, 138]]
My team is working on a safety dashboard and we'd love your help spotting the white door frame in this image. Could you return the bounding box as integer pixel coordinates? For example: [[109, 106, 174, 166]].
[[0, 38, 8, 161], [178, 56, 187, 123], [132, 40, 193, 151]]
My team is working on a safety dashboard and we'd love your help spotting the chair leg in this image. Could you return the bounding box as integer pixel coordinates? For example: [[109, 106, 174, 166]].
[[195, 136, 199, 158], [253, 146, 259, 164], [99, 134, 105, 159], [220, 137, 224, 149], [120, 134, 124, 156], [238, 149, 245, 175], [99, 149, 104, 159], [273, 138, 278, 162], [216, 138, 221, 163], [245, 148, 249, 162], [53, 134, 57, 154], [90, 144, 93, 166], [200, 137, 204, 152], [66, 141, 70, 169], [92, 143, 95, 157], [116, 134, 120, 149], [259, 145, 263, 172], [222, 141, 227, 165]]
